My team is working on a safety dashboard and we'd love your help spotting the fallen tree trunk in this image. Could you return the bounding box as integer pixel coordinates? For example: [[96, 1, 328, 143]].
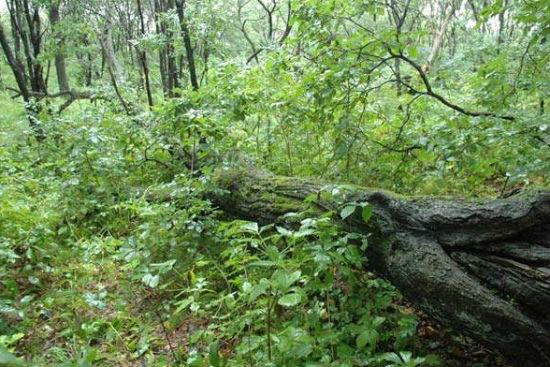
[[212, 166, 550, 367]]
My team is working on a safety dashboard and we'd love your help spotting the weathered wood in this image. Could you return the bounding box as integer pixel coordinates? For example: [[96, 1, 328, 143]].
[[211, 166, 550, 366]]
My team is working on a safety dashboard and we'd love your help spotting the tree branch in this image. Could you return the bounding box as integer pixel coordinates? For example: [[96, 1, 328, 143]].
[[388, 49, 515, 121]]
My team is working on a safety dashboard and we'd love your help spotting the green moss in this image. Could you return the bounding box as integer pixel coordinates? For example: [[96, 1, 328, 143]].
[[258, 191, 307, 213]]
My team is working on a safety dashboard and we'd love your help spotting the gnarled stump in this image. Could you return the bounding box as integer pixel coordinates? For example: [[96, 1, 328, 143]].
[[212, 167, 550, 366]]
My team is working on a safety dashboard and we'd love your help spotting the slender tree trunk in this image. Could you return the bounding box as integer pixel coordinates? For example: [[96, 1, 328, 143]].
[[8, 0, 46, 94], [166, 0, 180, 95], [497, 0, 508, 47], [22, 0, 46, 93], [166, 40, 179, 95], [7, 0, 21, 57], [175, 0, 199, 90], [81, 36, 94, 87], [49, 1, 70, 92], [154, 0, 179, 96], [0, 23, 29, 100], [107, 64, 131, 116], [386, 0, 410, 95], [153, 0, 168, 96], [200, 41, 209, 85], [136, 0, 154, 108], [15, 0, 35, 89], [99, 12, 131, 114], [424, 0, 466, 72], [100, 14, 123, 85], [0, 22, 44, 139], [211, 165, 550, 367]]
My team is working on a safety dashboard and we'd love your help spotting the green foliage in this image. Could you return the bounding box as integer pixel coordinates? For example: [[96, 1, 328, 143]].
[[0, 345, 26, 367], [0, 0, 547, 365], [0, 98, 434, 366], [170, 214, 427, 367]]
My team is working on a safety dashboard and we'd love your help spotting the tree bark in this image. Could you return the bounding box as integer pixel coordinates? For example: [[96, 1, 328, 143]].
[[154, 0, 180, 96], [6, 0, 47, 94], [49, 1, 70, 92], [0, 21, 45, 140], [136, 0, 154, 108], [0, 22, 29, 101], [497, 0, 509, 46], [99, 13, 124, 85], [22, 0, 46, 93], [175, 0, 199, 90], [211, 166, 550, 367], [153, 0, 169, 96], [424, 0, 466, 73]]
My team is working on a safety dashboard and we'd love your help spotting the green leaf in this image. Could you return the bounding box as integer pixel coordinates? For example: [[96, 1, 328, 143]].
[[142, 273, 160, 288], [266, 245, 282, 262], [174, 296, 194, 314], [150, 259, 177, 274], [345, 245, 362, 264], [77, 348, 100, 367], [340, 205, 356, 219], [0, 346, 26, 367], [360, 238, 369, 251], [250, 279, 270, 301], [272, 270, 301, 291], [242, 281, 252, 293], [241, 222, 259, 233], [208, 341, 220, 367], [276, 226, 293, 236], [278, 293, 302, 307], [356, 328, 379, 348], [362, 205, 373, 223], [249, 260, 275, 267]]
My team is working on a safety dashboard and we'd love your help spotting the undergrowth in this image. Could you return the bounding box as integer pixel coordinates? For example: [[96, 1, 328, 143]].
[[0, 101, 437, 367]]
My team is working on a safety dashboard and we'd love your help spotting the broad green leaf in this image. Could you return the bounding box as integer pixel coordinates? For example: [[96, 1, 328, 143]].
[[362, 205, 373, 223], [242, 281, 252, 293], [208, 341, 220, 367], [266, 245, 282, 262], [361, 238, 369, 251], [250, 279, 270, 301], [345, 245, 362, 264], [276, 226, 293, 236], [278, 293, 302, 307], [0, 346, 26, 367], [77, 348, 100, 367], [373, 316, 386, 327], [241, 222, 259, 233], [340, 205, 356, 219], [272, 270, 301, 291], [175, 296, 194, 314], [357, 328, 379, 348], [150, 259, 177, 273], [142, 273, 160, 288]]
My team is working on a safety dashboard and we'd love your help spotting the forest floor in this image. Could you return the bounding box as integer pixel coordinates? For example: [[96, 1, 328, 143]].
[[10, 247, 509, 366], [0, 95, 514, 367]]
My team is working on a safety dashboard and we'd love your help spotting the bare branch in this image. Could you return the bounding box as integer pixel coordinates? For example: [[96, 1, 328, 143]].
[[388, 49, 515, 121], [246, 0, 292, 64]]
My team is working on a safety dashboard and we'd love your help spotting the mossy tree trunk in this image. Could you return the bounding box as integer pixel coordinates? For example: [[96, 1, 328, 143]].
[[212, 167, 550, 367]]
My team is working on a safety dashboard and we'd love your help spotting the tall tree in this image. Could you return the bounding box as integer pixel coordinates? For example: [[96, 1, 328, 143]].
[[49, 0, 70, 92], [153, 0, 180, 97], [136, 0, 154, 107], [175, 0, 199, 90], [424, 0, 467, 73]]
